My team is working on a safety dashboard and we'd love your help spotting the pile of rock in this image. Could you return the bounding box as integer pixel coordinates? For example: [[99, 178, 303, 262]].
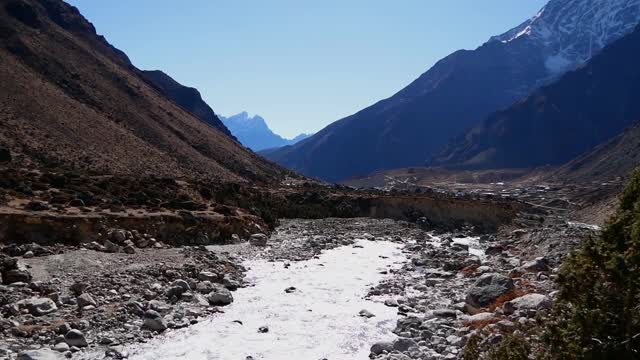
[[363, 224, 557, 360], [87, 228, 164, 254]]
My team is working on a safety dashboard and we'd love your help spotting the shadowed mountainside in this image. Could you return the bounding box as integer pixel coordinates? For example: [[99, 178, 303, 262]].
[[434, 26, 640, 171], [0, 0, 284, 183], [141, 70, 234, 139]]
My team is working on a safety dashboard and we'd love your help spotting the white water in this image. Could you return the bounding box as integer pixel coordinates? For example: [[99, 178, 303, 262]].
[[125, 240, 406, 360]]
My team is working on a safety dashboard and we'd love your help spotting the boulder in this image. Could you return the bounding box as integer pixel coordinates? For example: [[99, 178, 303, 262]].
[[370, 341, 394, 355], [520, 257, 550, 272], [249, 233, 268, 246], [111, 230, 127, 243], [207, 285, 234, 306], [393, 337, 418, 352], [103, 240, 120, 253], [17, 349, 63, 360], [196, 280, 215, 294], [143, 310, 167, 332], [197, 271, 218, 282], [465, 273, 514, 308], [3, 268, 31, 284], [77, 293, 96, 308], [16, 297, 57, 316], [465, 312, 495, 325], [64, 329, 88, 347], [507, 293, 551, 311]]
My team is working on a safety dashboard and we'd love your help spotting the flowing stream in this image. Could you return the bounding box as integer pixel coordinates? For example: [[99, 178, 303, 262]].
[[124, 240, 407, 359]]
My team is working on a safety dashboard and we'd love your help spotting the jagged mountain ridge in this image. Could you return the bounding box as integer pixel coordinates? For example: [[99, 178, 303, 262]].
[[492, 0, 640, 74], [141, 70, 234, 138], [433, 25, 640, 170], [221, 112, 311, 151], [0, 0, 285, 183], [264, 0, 640, 182]]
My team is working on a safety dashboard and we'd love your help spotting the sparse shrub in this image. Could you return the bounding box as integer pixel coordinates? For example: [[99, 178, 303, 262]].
[[488, 333, 531, 360], [463, 333, 483, 360], [540, 169, 640, 359]]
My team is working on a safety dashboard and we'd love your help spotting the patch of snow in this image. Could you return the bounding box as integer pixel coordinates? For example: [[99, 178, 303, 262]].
[[567, 221, 602, 231], [123, 240, 406, 360]]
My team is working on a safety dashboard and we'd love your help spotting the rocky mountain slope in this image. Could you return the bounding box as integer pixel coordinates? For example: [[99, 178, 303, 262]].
[[550, 122, 640, 183], [0, 0, 283, 183], [141, 70, 234, 138], [265, 0, 640, 182], [221, 112, 311, 151], [434, 25, 640, 170]]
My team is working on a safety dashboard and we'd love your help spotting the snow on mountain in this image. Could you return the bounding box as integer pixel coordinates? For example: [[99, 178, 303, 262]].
[[221, 112, 311, 152], [492, 0, 640, 73]]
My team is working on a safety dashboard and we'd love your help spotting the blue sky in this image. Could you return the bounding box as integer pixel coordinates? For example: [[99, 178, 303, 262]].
[[67, 0, 546, 138]]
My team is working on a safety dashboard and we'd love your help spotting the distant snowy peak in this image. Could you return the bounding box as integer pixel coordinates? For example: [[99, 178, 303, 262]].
[[492, 0, 640, 73], [221, 112, 312, 151]]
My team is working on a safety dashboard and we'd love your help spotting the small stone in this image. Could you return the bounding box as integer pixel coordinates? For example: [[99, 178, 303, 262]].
[[52, 342, 69, 352], [77, 293, 96, 308], [384, 298, 399, 307], [249, 233, 268, 246], [284, 286, 296, 293], [258, 326, 269, 333], [358, 309, 375, 318]]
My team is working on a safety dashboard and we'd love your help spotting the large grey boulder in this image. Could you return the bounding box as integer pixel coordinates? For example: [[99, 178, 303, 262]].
[[17, 349, 63, 360], [16, 297, 58, 316], [465, 273, 514, 308]]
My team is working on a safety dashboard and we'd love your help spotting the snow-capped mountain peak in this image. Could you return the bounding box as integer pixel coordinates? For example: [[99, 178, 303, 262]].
[[492, 0, 640, 73]]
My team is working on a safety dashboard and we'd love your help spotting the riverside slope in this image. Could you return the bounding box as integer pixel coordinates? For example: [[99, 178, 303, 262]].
[[265, 0, 640, 182]]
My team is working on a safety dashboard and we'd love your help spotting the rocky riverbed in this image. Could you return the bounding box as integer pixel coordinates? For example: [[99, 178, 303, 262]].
[[0, 217, 598, 359]]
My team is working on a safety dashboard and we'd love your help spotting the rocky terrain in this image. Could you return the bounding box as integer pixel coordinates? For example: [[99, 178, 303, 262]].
[[0, 201, 599, 359]]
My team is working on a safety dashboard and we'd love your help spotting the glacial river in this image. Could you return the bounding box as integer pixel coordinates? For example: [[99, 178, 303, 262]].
[[124, 240, 406, 360]]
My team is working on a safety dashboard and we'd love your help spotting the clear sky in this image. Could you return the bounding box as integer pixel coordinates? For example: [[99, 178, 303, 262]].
[[67, 0, 547, 138]]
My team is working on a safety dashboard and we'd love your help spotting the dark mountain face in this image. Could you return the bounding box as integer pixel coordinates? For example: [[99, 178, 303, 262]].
[[0, 0, 284, 183], [141, 70, 233, 138], [265, 0, 640, 182], [434, 26, 640, 170], [220, 112, 311, 151], [550, 122, 640, 184]]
